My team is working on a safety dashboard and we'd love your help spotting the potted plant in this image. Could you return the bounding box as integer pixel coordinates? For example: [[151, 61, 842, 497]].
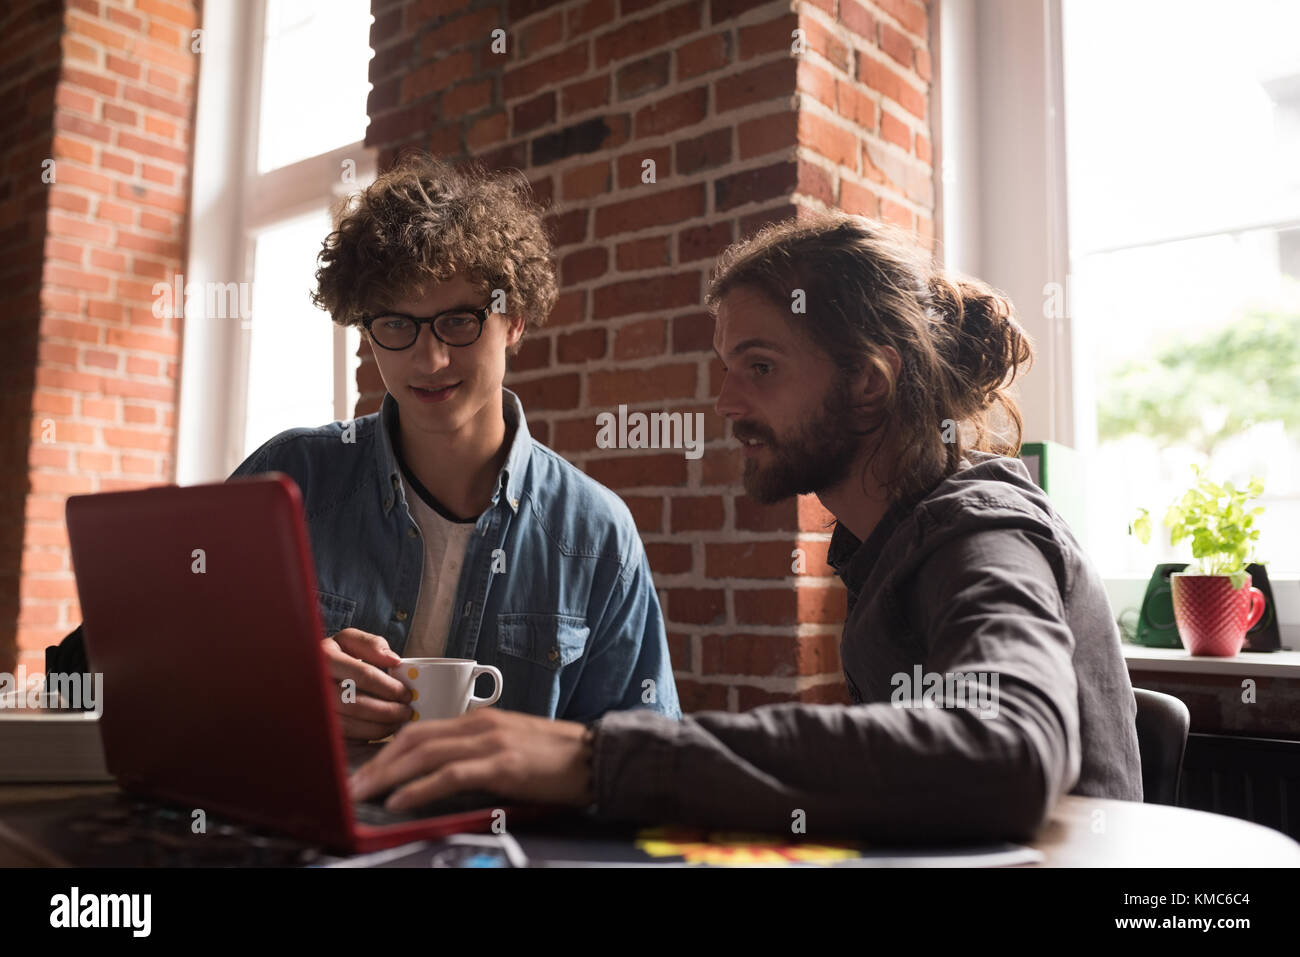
[[1131, 466, 1268, 656]]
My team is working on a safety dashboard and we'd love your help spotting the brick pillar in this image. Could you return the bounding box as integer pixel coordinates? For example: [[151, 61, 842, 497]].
[[365, 0, 936, 711], [1, 0, 199, 673]]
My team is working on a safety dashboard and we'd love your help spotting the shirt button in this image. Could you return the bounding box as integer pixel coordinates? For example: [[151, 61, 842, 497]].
[[395, 610, 408, 621], [547, 648, 559, 662], [407, 527, 418, 538]]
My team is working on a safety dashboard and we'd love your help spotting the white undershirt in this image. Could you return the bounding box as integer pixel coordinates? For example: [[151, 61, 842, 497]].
[[400, 472, 476, 659]]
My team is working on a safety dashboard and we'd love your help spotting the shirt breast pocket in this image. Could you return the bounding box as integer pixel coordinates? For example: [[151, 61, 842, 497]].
[[494, 613, 590, 718], [316, 590, 357, 638]]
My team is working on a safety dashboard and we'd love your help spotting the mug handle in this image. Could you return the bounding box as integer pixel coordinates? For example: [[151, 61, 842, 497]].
[[468, 665, 503, 710], [1245, 587, 1267, 631]]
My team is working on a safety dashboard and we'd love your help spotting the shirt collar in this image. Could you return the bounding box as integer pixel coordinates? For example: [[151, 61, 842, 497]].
[[376, 387, 533, 517]]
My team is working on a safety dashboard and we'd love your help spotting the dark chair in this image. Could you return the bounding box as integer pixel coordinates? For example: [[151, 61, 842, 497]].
[[1133, 688, 1190, 806]]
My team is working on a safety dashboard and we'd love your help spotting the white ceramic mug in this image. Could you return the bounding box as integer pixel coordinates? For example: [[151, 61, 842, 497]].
[[389, 658, 503, 722]]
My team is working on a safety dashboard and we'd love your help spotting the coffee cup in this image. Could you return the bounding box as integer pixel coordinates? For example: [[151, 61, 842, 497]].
[[389, 658, 502, 721]]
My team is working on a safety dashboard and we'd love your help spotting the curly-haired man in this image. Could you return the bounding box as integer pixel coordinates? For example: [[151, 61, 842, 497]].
[[47, 154, 680, 737]]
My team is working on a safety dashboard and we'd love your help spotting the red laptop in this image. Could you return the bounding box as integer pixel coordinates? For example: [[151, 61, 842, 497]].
[[64, 473, 535, 855]]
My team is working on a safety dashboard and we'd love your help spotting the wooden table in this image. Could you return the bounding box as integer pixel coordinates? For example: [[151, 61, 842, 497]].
[[1, 783, 1298, 866]]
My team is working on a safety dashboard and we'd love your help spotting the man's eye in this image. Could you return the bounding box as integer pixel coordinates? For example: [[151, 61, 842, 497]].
[[381, 317, 410, 329], [441, 314, 475, 327], [751, 362, 772, 376]]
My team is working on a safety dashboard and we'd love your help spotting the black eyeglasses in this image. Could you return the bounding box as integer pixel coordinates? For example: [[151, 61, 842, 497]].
[[360, 305, 491, 350]]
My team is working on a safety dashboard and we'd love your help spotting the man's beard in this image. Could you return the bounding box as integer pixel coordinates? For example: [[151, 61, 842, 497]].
[[738, 373, 867, 504]]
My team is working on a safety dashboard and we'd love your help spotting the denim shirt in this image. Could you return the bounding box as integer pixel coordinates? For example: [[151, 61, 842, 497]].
[[228, 388, 680, 723]]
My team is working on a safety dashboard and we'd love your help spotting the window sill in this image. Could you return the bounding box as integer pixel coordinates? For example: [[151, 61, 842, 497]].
[[1122, 644, 1300, 678]]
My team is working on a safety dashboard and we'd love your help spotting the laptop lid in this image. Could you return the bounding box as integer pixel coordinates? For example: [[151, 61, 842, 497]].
[[66, 473, 355, 849]]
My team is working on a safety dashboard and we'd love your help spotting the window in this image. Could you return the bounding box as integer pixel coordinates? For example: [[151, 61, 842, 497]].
[[1062, 0, 1300, 576], [179, 0, 374, 483]]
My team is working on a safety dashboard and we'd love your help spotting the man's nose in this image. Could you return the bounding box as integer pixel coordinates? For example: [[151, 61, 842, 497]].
[[713, 369, 745, 420], [412, 324, 452, 369]]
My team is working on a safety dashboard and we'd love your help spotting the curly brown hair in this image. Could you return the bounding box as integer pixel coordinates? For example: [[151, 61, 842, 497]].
[[705, 211, 1034, 506], [312, 152, 558, 355]]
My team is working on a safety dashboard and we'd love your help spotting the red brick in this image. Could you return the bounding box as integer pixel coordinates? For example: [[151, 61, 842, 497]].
[[588, 363, 696, 405], [512, 91, 555, 135], [97, 201, 134, 225], [840, 177, 880, 218], [798, 110, 858, 168], [715, 58, 797, 113], [634, 86, 707, 139], [738, 111, 797, 159], [875, 0, 927, 38], [676, 678, 729, 712], [880, 197, 912, 229], [504, 43, 588, 100], [591, 272, 701, 320], [835, 79, 877, 132], [137, 0, 198, 30], [737, 681, 850, 709], [701, 632, 840, 676], [561, 160, 611, 201], [858, 55, 926, 120], [671, 495, 724, 531], [566, 0, 616, 39], [593, 183, 705, 238], [51, 135, 95, 164], [880, 109, 911, 150], [586, 453, 689, 490], [677, 31, 730, 81], [644, 542, 692, 574], [614, 235, 670, 272], [674, 127, 731, 174], [714, 160, 797, 212], [560, 246, 608, 285], [705, 540, 795, 578], [561, 75, 609, 116], [734, 585, 846, 625], [879, 21, 914, 69], [593, 2, 701, 68], [508, 372, 580, 410], [623, 495, 663, 533], [613, 318, 666, 359], [738, 12, 798, 60], [665, 588, 725, 625], [801, 16, 850, 71], [616, 146, 671, 188], [557, 328, 606, 363], [676, 226, 728, 270]]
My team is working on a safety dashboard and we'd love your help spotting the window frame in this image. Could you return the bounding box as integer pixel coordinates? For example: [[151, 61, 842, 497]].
[[935, 0, 1299, 648], [177, 0, 374, 485]]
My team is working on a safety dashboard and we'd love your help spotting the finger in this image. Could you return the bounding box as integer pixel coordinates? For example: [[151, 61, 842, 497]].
[[326, 653, 411, 703], [339, 690, 413, 727], [385, 756, 504, 811], [367, 712, 485, 770], [334, 629, 402, 668], [350, 729, 495, 803], [340, 715, 399, 743]]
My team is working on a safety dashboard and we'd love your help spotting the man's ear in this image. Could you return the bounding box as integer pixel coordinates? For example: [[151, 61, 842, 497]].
[[506, 314, 525, 348], [859, 345, 901, 407]]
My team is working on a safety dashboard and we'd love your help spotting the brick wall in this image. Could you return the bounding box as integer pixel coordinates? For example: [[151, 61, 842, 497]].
[[364, 0, 935, 711], [1, 0, 199, 673]]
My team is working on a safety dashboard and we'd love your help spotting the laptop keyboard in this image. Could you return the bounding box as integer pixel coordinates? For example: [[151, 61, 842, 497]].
[[57, 797, 324, 867], [353, 790, 505, 827]]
